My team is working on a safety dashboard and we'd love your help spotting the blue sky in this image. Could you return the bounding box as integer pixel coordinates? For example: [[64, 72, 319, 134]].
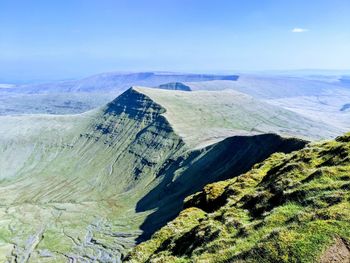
[[0, 0, 349, 82]]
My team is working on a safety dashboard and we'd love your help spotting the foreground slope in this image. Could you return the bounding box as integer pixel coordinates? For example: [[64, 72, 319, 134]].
[[0, 87, 342, 262], [127, 132, 350, 263]]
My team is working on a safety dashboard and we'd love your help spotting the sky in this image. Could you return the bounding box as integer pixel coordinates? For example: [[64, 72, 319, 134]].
[[0, 0, 349, 82]]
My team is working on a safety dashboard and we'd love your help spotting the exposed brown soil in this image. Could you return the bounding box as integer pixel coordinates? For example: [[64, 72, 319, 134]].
[[320, 238, 350, 263]]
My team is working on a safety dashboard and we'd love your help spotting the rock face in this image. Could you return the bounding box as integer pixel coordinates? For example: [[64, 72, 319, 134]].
[[0, 87, 342, 262], [127, 133, 350, 263], [320, 238, 350, 263]]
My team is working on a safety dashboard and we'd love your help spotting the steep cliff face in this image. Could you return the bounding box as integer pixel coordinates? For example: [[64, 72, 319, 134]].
[[127, 133, 350, 263], [0, 88, 186, 262], [135, 134, 307, 242], [0, 88, 184, 204]]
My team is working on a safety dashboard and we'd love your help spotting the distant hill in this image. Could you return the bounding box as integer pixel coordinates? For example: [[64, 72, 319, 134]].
[[340, 76, 350, 87], [157, 82, 191, 91]]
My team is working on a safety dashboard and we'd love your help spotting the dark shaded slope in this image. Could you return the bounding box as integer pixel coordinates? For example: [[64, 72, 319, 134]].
[[127, 133, 350, 263], [135, 134, 307, 242], [157, 82, 192, 91]]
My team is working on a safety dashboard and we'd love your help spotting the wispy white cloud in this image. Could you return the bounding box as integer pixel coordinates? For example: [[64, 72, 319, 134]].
[[292, 28, 309, 33]]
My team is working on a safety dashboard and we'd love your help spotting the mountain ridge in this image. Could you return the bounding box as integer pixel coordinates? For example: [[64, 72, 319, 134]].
[[134, 86, 340, 148], [0, 87, 345, 261]]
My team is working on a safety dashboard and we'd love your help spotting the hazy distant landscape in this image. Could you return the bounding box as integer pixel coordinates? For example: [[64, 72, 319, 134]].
[[1, 71, 349, 132], [1, 0, 350, 262]]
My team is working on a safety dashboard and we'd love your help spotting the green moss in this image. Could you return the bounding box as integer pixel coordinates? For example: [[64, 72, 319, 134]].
[[126, 207, 206, 262]]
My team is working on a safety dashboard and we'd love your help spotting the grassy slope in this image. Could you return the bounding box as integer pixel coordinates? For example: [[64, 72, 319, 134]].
[[127, 132, 350, 263], [185, 77, 350, 132], [185, 76, 346, 98], [136, 87, 340, 148]]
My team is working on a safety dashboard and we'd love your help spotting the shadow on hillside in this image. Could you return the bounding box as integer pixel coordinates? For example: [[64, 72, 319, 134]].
[[135, 133, 307, 243]]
